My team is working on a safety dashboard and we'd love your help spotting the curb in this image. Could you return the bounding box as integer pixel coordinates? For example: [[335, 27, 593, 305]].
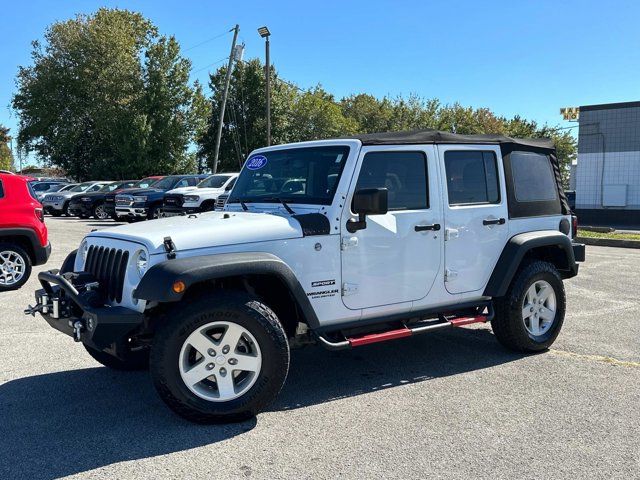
[[576, 236, 640, 249]]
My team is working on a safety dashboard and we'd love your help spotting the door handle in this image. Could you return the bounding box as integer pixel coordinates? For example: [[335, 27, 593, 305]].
[[415, 223, 441, 232], [483, 217, 506, 226]]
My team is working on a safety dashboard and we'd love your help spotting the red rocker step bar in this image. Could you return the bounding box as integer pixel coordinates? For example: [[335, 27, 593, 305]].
[[316, 314, 490, 351]]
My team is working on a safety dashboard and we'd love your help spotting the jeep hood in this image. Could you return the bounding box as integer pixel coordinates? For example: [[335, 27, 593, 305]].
[[87, 211, 303, 254]]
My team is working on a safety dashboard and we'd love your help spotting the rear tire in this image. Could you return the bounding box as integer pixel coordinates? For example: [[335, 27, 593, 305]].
[[62, 202, 71, 217], [84, 343, 150, 371], [0, 243, 32, 291], [50, 211, 62, 217], [492, 260, 566, 352], [150, 291, 290, 423]]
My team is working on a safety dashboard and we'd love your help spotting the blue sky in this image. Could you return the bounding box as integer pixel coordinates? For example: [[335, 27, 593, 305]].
[[2, 0, 639, 163]]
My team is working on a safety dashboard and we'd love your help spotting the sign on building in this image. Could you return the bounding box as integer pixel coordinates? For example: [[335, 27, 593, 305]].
[[560, 107, 580, 121]]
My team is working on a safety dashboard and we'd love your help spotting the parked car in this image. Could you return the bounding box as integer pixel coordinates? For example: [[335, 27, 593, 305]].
[[115, 174, 207, 221], [163, 173, 239, 216], [68, 180, 139, 220], [27, 130, 585, 423], [30, 180, 69, 201], [0, 173, 50, 291], [42, 181, 112, 217], [103, 176, 164, 220]]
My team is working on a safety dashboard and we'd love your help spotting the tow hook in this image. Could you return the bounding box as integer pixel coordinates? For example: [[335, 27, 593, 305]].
[[73, 321, 84, 342], [24, 304, 42, 316]]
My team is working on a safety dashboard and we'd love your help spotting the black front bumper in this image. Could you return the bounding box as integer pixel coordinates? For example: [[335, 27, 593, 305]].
[[30, 271, 144, 350]]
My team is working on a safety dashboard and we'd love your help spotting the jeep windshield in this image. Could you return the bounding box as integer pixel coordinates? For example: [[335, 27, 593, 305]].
[[228, 146, 349, 206]]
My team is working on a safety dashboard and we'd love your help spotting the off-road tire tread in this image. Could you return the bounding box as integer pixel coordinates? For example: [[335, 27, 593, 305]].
[[150, 291, 289, 423], [492, 260, 565, 352]]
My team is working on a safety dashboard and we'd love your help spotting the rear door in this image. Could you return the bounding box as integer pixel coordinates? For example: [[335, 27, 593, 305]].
[[437, 145, 509, 294], [340, 146, 442, 310]]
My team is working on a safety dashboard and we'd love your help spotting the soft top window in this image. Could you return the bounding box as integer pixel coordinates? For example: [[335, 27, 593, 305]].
[[510, 152, 558, 202]]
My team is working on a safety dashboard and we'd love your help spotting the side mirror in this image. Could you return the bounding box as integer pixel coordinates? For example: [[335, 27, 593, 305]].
[[347, 188, 388, 233]]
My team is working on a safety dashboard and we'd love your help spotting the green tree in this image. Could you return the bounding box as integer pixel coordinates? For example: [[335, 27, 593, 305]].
[[199, 59, 298, 172], [0, 125, 14, 171], [13, 8, 197, 180], [288, 87, 358, 141]]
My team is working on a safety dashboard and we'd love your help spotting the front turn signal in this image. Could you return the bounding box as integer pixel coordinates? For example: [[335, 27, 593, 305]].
[[172, 280, 186, 294]]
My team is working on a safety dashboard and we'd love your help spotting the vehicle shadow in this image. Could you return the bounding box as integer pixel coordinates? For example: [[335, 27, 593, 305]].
[[0, 326, 522, 479]]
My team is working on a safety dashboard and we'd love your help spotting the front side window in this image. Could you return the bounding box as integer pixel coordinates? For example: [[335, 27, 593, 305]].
[[510, 152, 558, 202], [444, 151, 500, 205], [199, 175, 231, 189], [87, 184, 103, 192], [355, 151, 428, 210], [229, 146, 350, 205], [72, 182, 93, 192]]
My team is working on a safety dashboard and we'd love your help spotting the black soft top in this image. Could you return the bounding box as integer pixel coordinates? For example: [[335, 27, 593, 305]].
[[349, 129, 555, 151], [346, 129, 568, 217]]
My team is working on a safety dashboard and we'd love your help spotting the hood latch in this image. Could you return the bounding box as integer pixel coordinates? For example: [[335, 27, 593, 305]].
[[163, 236, 177, 260]]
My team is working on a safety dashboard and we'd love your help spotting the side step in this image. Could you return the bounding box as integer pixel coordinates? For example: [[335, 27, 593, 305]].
[[315, 313, 492, 351]]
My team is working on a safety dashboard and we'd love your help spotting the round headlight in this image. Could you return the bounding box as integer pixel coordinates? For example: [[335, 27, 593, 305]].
[[136, 250, 148, 277]]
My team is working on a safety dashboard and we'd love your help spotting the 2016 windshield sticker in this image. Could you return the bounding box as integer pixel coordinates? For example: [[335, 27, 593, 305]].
[[246, 155, 268, 170]]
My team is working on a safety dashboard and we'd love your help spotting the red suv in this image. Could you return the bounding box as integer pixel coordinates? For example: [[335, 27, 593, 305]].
[[0, 173, 51, 291]]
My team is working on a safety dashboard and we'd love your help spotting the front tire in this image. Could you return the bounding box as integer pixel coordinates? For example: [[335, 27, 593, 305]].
[[92, 202, 110, 220], [150, 292, 290, 423], [492, 260, 566, 352]]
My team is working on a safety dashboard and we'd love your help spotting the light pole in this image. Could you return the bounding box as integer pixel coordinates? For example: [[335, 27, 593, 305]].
[[258, 26, 271, 146]]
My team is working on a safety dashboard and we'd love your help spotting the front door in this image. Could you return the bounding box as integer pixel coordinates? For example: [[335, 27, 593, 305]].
[[437, 145, 509, 294], [340, 146, 442, 310]]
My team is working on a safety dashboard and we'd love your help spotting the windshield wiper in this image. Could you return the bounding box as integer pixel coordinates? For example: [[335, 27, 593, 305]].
[[264, 196, 296, 214]]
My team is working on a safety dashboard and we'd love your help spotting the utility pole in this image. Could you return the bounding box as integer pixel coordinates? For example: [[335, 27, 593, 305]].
[[212, 24, 239, 174], [258, 26, 271, 146]]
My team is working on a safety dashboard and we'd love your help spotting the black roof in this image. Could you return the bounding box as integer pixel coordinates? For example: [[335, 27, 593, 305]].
[[348, 129, 554, 151]]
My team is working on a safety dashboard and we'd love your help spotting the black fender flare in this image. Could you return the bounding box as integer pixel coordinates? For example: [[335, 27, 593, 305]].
[[484, 231, 577, 297], [134, 252, 320, 329]]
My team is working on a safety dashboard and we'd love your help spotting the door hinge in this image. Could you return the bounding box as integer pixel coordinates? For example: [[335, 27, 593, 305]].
[[444, 269, 458, 282], [444, 228, 459, 241], [341, 236, 359, 250], [342, 283, 359, 296]]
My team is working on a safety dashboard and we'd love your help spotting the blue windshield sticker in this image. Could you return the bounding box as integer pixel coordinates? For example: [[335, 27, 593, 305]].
[[246, 155, 268, 170]]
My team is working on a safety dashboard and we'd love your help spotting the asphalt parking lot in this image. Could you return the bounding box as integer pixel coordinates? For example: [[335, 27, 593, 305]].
[[1, 217, 638, 480]]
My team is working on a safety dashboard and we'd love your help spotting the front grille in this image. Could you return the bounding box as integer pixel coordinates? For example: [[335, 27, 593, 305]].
[[215, 194, 229, 211], [164, 194, 184, 207], [85, 246, 129, 303], [115, 194, 133, 207]]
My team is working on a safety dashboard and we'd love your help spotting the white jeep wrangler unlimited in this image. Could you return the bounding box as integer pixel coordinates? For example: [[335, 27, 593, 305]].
[[27, 130, 585, 423]]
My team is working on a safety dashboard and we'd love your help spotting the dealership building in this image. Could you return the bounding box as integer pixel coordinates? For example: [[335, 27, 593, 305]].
[[574, 101, 640, 226]]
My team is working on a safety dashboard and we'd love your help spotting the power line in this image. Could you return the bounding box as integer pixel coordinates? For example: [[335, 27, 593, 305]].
[[183, 29, 233, 53], [192, 56, 229, 74]]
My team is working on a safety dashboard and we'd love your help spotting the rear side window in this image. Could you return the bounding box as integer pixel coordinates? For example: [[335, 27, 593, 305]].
[[0, 180, 4, 198], [510, 152, 558, 202], [444, 151, 500, 205], [355, 151, 428, 210]]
